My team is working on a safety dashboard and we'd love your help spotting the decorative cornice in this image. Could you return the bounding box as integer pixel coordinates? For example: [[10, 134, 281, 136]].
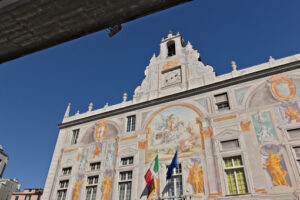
[[58, 61, 300, 129]]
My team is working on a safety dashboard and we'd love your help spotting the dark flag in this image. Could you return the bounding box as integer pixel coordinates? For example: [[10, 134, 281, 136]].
[[166, 150, 178, 180]]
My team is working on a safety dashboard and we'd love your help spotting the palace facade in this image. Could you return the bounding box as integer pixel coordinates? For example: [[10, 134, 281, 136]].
[[43, 33, 300, 200]]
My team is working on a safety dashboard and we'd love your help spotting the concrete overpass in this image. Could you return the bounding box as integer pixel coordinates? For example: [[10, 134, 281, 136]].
[[0, 0, 191, 63]]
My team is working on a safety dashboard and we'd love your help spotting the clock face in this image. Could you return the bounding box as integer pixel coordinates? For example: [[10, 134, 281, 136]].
[[163, 68, 181, 86]]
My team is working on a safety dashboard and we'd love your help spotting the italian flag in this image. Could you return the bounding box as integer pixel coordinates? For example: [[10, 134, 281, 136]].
[[144, 155, 159, 188]]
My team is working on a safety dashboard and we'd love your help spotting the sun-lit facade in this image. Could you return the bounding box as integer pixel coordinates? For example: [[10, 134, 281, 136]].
[[43, 33, 300, 200]]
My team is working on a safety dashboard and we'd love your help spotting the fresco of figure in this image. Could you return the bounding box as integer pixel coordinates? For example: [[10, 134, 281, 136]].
[[105, 143, 116, 167], [160, 113, 184, 143], [187, 162, 204, 194], [147, 105, 202, 162], [102, 174, 113, 200], [179, 123, 199, 152], [264, 150, 288, 186], [252, 112, 277, 144], [72, 178, 83, 200], [258, 126, 275, 143]]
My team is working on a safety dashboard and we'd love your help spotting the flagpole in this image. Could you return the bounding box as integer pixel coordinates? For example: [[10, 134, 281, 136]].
[[156, 148, 161, 200]]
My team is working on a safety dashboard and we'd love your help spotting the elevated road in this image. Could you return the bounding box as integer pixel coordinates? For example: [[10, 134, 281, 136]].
[[0, 0, 191, 63]]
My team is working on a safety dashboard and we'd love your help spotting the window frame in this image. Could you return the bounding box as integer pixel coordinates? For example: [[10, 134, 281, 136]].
[[223, 156, 248, 195], [165, 163, 183, 198], [293, 146, 300, 165], [126, 115, 136, 132], [85, 186, 97, 200], [214, 92, 230, 111], [87, 175, 99, 185], [57, 180, 68, 200], [57, 189, 67, 200], [287, 128, 300, 140], [71, 129, 80, 145], [121, 157, 134, 166], [62, 167, 72, 176], [89, 162, 101, 171], [220, 139, 240, 151], [85, 175, 99, 200], [59, 180, 69, 189], [119, 171, 133, 200]]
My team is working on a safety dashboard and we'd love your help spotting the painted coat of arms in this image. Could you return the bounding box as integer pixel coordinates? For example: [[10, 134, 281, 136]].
[[268, 73, 295, 101], [94, 119, 107, 142]]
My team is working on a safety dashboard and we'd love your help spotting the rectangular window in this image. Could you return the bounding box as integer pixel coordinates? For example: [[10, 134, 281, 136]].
[[25, 195, 31, 200], [288, 128, 300, 139], [293, 146, 300, 166], [57, 190, 67, 200], [62, 167, 72, 175], [223, 156, 248, 195], [221, 139, 239, 151], [87, 176, 99, 185], [121, 157, 134, 166], [215, 93, 230, 111], [126, 115, 136, 132], [119, 171, 132, 200], [59, 180, 69, 189], [86, 176, 98, 200], [166, 164, 183, 198], [86, 186, 97, 200], [90, 162, 101, 171], [71, 129, 79, 144], [15, 197, 19, 200]]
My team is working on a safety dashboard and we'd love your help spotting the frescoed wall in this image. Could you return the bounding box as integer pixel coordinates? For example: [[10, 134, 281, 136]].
[[105, 143, 117, 167], [101, 170, 114, 200], [251, 112, 278, 144], [260, 144, 291, 188], [42, 33, 300, 200], [81, 119, 118, 145], [186, 158, 204, 194], [63, 119, 119, 200], [145, 105, 202, 162]]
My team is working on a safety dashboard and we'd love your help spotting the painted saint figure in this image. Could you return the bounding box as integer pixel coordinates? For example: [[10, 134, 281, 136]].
[[258, 126, 274, 143], [264, 150, 288, 186], [187, 162, 204, 194], [179, 124, 199, 152], [102, 174, 113, 200], [72, 178, 83, 200]]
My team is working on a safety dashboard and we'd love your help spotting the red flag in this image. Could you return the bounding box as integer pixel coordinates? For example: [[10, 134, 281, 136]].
[[144, 169, 153, 188]]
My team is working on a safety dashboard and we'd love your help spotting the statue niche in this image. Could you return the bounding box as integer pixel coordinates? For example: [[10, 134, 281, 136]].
[[264, 150, 288, 186], [187, 162, 204, 194]]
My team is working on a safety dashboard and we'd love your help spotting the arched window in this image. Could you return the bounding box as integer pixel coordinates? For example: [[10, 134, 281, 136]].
[[167, 40, 176, 57]]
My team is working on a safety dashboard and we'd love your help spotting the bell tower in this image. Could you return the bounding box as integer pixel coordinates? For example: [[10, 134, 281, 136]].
[[133, 32, 216, 103]]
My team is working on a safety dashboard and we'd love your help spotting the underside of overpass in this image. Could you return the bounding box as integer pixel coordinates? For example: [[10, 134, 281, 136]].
[[0, 0, 191, 63]]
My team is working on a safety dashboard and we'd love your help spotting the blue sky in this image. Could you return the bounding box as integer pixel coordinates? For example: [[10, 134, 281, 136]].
[[1, 0, 300, 189]]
